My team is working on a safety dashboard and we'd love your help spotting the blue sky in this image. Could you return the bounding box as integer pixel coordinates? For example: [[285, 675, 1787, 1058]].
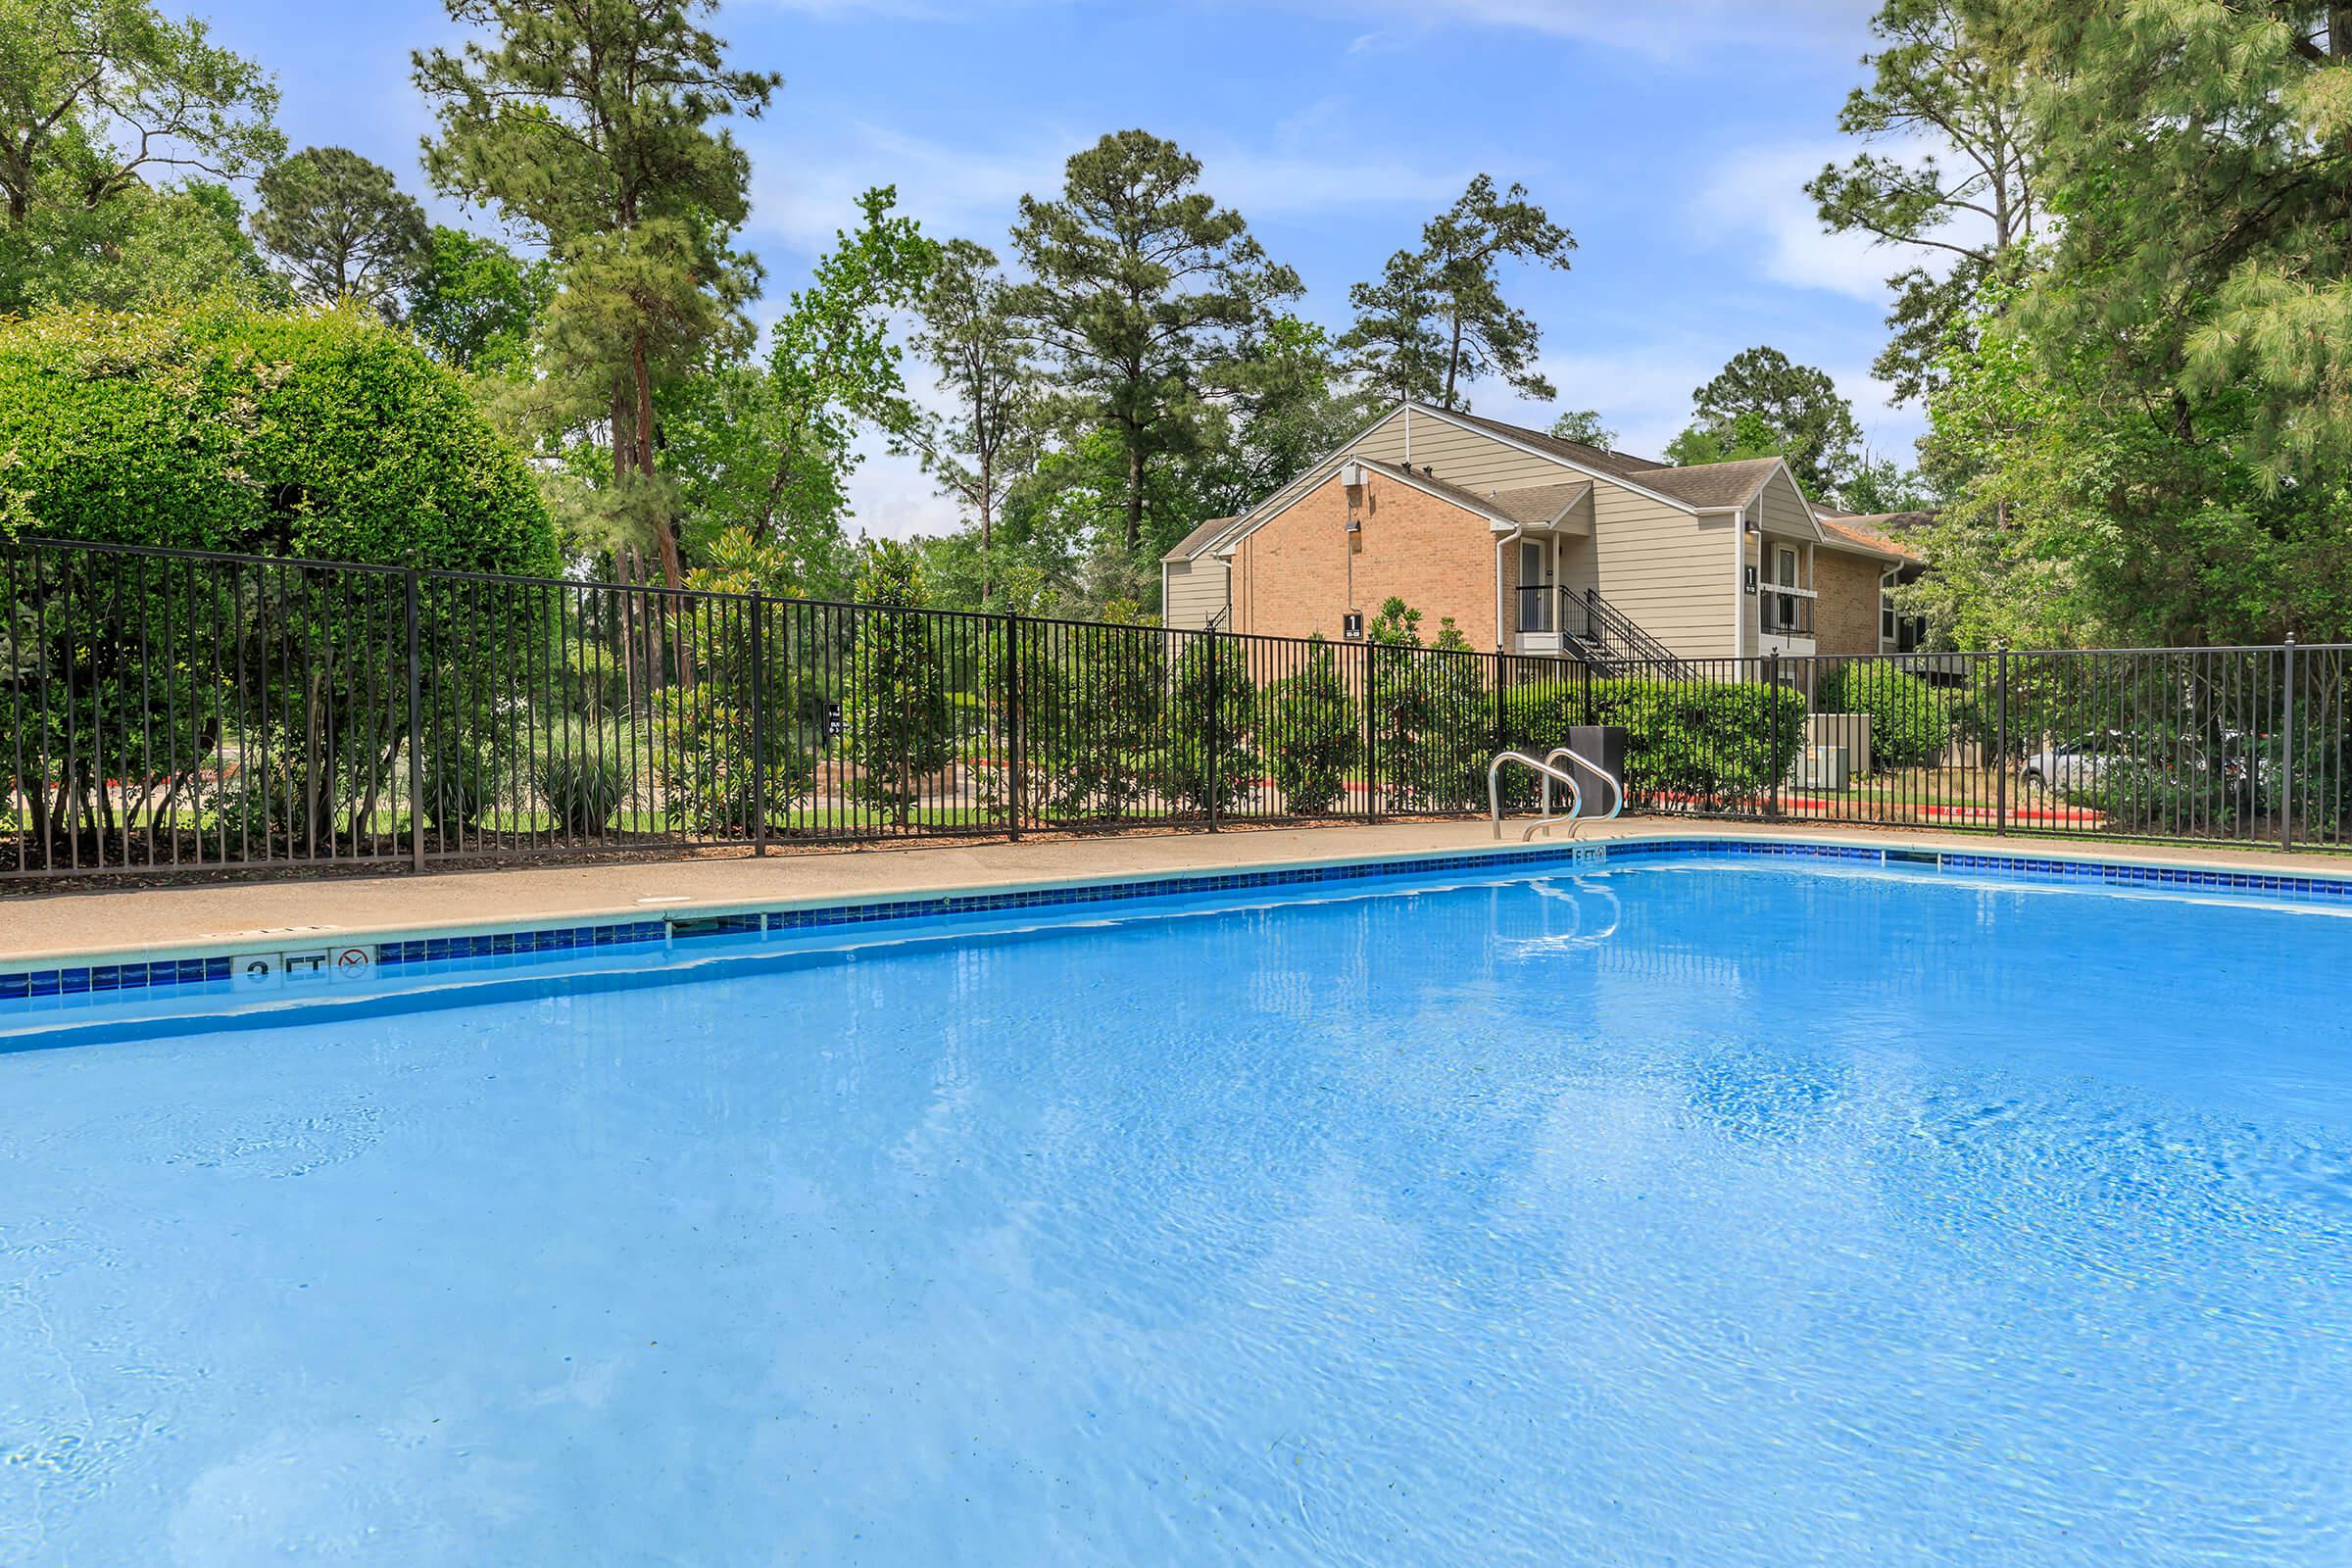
[[197, 0, 1919, 536]]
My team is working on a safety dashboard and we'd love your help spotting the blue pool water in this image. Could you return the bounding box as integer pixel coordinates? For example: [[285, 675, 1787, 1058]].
[[5, 856, 2352, 1565]]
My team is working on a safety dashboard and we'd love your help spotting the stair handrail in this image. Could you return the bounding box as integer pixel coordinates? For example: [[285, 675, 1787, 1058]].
[[1565, 585, 1690, 677]]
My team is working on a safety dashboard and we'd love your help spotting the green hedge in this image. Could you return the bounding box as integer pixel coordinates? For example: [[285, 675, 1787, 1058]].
[[1814, 662, 1949, 771], [1500, 673, 1807, 809], [0, 300, 556, 570]]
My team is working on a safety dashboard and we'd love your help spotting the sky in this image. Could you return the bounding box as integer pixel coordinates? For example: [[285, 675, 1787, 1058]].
[[193, 0, 1926, 539]]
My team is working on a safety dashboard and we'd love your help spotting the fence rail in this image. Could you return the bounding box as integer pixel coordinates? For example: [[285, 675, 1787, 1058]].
[[5, 537, 2347, 879]]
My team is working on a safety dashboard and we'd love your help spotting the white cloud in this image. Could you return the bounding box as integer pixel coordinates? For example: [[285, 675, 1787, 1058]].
[[1690, 140, 1896, 304]]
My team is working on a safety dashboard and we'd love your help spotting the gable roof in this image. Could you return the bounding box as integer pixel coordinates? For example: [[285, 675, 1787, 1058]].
[[1438, 408, 1675, 484], [1488, 480, 1594, 529], [1170, 398, 1846, 564], [1637, 458, 1790, 512]]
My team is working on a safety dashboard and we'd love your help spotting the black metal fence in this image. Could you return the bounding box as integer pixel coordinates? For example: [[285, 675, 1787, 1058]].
[[5, 537, 2348, 879]]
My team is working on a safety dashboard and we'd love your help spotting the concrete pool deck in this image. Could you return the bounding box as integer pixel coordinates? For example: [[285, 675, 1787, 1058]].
[[5, 816, 2351, 968]]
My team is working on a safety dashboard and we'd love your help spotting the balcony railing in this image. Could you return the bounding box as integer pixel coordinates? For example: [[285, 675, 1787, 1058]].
[[1761, 587, 1814, 638], [1515, 584, 1555, 634]]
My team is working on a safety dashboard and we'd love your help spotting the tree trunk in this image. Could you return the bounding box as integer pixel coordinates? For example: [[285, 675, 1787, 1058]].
[[979, 460, 994, 608], [1124, 440, 1144, 552]]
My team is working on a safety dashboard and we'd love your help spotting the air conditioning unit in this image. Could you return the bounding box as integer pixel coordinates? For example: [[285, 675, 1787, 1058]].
[[1794, 744, 1848, 791]]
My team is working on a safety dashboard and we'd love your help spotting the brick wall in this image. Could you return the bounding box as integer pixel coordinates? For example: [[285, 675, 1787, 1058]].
[[1232, 469, 1508, 647], [1814, 549, 1885, 658]]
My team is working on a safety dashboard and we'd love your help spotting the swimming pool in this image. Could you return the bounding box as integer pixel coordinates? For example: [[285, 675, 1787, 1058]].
[[5, 846, 2350, 1564]]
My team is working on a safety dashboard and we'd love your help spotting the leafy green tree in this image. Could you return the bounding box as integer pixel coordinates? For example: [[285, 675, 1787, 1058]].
[[1342, 173, 1575, 410], [0, 300, 558, 856], [846, 540, 952, 825], [5, 178, 284, 312], [1808, 0, 2039, 403], [1837, 450, 1935, 514], [663, 188, 936, 603], [1179, 313, 1380, 529], [0, 0, 282, 312], [0, 299, 555, 565], [1006, 129, 1301, 555], [906, 237, 1039, 605], [415, 0, 779, 585], [1900, 7, 2352, 647], [1912, 275, 2352, 648], [251, 146, 429, 312], [1679, 347, 1861, 496], [1663, 409, 1787, 468], [1548, 408, 1618, 450], [2013, 3, 2352, 496], [405, 224, 554, 376], [0, 0, 281, 228]]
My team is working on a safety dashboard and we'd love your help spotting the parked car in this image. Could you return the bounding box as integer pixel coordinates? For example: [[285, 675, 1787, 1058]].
[[2019, 734, 2130, 792]]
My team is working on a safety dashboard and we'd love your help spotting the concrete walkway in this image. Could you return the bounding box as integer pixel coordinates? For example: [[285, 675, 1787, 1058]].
[[3, 815, 2346, 966]]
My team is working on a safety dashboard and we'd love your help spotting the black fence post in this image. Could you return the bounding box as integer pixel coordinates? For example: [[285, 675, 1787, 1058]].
[[1995, 646, 2009, 836], [1004, 614, 1023, 841], [1362, 641, 1380, 822], [1205, 631, 1221, 832], [2281, 634, 2297, 853], [1765, 650, 1782, 820], [750, 594, 768, 857], [405, 567, 424, 874]]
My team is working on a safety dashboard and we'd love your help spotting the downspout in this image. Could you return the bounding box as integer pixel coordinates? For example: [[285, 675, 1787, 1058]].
[[1494, 524, 1523, 653]]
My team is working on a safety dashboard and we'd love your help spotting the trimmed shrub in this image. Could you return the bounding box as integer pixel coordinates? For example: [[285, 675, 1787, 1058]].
[[1815, 662, 1949, 771], [1501, 672, 1807, 809], [1264, 638, 1359, 815], [1165, 636, 1256, 815]]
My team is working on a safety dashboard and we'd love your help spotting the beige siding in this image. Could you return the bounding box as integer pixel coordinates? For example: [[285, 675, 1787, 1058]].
[[1350, 411, 1574, 494], [1585, 478, 1736, 661], [1753, 466, 1814, 539], [1162, 555, 1228, 631]]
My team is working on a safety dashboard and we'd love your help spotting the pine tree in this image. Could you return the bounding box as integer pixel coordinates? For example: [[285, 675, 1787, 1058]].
[[1005, 129, 1300, 555]]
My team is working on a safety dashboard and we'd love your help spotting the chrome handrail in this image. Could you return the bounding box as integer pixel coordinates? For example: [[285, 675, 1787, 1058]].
[[1543, 746, 1624, 821], [1490, 750, 1584, 841]]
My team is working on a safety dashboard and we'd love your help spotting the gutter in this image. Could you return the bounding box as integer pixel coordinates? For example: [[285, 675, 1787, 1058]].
[[1494, 523, 1523, 653]]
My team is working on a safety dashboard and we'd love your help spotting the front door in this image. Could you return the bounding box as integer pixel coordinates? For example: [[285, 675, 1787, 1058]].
[[1519, 539, 1553, 633]]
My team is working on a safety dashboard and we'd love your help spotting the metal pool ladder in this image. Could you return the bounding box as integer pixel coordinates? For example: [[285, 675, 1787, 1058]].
[[1489, 747, 1625, 841]]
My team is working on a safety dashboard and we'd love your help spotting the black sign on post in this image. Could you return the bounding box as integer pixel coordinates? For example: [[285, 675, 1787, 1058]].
[[1343, 610, 1364, 640], [825, 700, 845, 739], [1743, 564, 1758, 594]]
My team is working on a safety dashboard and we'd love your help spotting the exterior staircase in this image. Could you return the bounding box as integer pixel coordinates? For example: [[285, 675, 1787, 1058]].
[[1562, 587, 1689, 677]]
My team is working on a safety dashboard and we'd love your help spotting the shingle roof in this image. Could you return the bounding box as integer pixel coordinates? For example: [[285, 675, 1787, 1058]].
[[1815, 509, 1931, 563], [1161, 515, 1237, 564], [1438, 408, 1675, 484], [1487, 480, 1593, 529], [1635, 458, 1788, 511]]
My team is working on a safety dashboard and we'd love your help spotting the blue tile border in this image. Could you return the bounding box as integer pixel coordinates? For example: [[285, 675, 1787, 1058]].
[[8, 836, 2352, 1016]]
